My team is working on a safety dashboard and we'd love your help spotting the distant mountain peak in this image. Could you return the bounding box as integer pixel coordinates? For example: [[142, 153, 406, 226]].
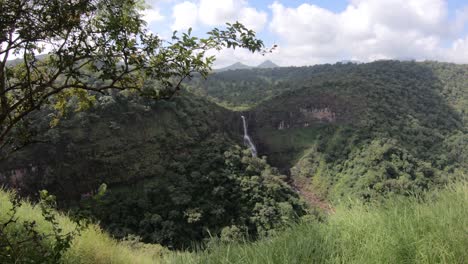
[[230, 62, 250, 68], [216, 60, 279, 72], [215, 62, 253, 72], [257, 60, 279, 68]]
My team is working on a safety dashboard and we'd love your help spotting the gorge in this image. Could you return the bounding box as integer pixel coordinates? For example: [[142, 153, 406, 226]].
[[1, 60, 467, 250]]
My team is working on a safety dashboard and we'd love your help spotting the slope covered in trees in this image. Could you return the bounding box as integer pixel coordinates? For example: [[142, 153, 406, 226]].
[[1, 60, 466, 254], [188, 62, 359, 109], [190, 61, 468, 201], [0, 92, 306, 249]]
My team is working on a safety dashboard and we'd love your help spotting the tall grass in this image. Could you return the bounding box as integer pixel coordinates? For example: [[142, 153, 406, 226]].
[[1, 182, 466, 263], [0, 190, 165, 264], [167, 182, 468, 264]]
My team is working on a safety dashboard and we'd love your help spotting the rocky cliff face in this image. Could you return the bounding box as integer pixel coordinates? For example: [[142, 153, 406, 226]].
[[245, 90, 365, 172], [278, 107, 336, 130], [253, 91, 364, 133]]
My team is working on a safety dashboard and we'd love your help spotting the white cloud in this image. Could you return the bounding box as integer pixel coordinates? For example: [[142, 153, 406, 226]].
[[198, 0, 240, 26], [141, 6, 165, 24], [447, 36, 468, 63], [170, 0, 267, 33], [270, 3, 339, 46], [266, 0, 468, 65], [146, 0, 174, 4], [238, 7, 268, 32], [172, 1, 198, 30]]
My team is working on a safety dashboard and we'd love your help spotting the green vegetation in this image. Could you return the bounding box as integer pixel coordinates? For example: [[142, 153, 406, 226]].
[[1, 60, 467, 262], [194, 61, 467, 201], [254, 125, 327, 169], [3, 1, 466, 263], [2, 92, 306, 248], [89, 146, 306, 249], [3, 179, 465, 264], [187, 63, 348, 109], [168, 181, 468, 264], [0, 189, 166, 263]]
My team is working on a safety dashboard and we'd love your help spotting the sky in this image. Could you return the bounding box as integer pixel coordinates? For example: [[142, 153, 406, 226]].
[[143, 0, 468, 68]]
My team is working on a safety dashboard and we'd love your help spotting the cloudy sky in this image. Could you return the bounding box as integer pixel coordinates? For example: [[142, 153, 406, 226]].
[[145, 0, 468, 68]]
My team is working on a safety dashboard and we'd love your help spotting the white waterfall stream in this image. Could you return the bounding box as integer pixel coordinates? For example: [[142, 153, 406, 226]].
[[241, 115, 257, 157]]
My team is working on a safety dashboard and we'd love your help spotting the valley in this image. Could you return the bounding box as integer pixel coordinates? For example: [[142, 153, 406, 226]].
[[2, 1, 467, 262], [192, 61, 467, 200], [1, 60, 467, 262]]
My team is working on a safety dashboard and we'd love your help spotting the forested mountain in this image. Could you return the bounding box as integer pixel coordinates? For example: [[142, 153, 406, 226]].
[[1, 60, 466, 252], [189, 63, 359, 109], [2, 0, 467, 261], [190, 61, 468, 201], [215, 60, 280, 73], [257, 60, 279, 69], [0, 93, 306, 248], [216, 62, 253, 72]]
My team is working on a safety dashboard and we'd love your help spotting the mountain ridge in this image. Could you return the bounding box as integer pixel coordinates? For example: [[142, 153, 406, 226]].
[[215, 60, 279, 72], [190, 60, 468, 200]]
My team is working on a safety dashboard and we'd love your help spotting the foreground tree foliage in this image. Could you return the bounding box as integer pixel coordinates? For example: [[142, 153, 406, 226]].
[[0, 0, 265, 156]]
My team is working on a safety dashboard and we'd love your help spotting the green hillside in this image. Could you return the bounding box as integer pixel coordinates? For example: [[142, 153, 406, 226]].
[[0, 92, 306, 249], [191, 61, 468, 201], [4, 1, 467, 263], [3, 93, 239, 197], [1, 60, 467, 262], [188, 62, 369, 109]]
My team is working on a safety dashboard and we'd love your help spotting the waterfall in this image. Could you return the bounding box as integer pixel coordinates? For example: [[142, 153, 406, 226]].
[[241, 115, 257, 157]]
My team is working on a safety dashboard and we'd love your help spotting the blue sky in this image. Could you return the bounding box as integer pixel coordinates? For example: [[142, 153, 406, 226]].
[[144, 0, 468, 67]]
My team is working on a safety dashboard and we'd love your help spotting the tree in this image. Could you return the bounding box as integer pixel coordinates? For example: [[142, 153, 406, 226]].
[[0, 0, 267, 157]]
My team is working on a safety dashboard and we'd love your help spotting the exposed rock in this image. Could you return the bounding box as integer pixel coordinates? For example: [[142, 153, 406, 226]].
[[300, 107, 336, 123]]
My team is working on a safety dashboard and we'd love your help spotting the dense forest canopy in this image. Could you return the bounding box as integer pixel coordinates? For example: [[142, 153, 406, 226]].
[[1, 59, 466, 251], [0, 91, 308, 248], [189, 61, 467, 200]]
